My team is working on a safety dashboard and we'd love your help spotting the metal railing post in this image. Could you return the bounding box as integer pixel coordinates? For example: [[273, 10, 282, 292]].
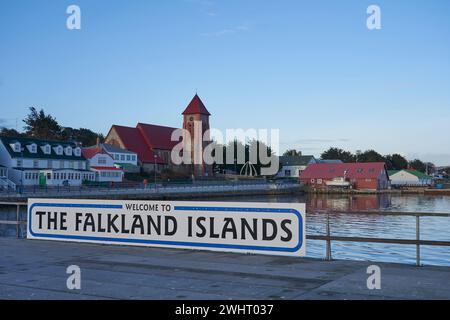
[[326, 213, 332, 261], [416, 215, 421, 267], [16, 204, 20, 238]]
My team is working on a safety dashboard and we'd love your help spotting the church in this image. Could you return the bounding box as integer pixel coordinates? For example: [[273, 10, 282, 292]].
[[104, 94, 212, 177]]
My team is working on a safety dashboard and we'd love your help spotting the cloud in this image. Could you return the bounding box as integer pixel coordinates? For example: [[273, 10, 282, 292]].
[[202, 24, 249, 37]]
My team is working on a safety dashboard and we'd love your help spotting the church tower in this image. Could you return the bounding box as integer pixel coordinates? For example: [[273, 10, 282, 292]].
[[182, 94, 212, 177]]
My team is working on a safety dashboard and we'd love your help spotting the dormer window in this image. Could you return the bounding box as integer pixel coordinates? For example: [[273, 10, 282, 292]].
[[65, 146, 73, 156], [74, 147, 81, 157], [53, 145, 63, 155], [27, 143, 37, 153], [10, 142, 21, 152], [42, 144, 51, 155]]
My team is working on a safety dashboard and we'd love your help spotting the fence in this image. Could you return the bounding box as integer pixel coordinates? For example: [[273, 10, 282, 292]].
[[1, 202, 449, 266], [308, 210, 450, 266]]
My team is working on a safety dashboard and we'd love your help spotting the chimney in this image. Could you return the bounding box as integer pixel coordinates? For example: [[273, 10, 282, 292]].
[[96, 136, 100, 146]]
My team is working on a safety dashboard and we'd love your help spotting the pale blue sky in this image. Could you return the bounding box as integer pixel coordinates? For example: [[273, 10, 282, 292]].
[[1, 0, 449, 164]]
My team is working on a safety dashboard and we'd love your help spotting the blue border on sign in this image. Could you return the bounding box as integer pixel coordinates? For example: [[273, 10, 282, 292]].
[[28, 203, 304, 253]]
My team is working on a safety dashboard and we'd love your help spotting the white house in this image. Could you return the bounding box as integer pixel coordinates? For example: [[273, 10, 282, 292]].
[[82, 147, 124, 183], [388, 170, 433, 187], [0, 136, 90, 187], [83, 143, 139, 173], [277, 155, 318, 178]]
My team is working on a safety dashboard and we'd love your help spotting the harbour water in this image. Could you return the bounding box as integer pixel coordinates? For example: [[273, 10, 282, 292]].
[[209, 194, 450, 266]]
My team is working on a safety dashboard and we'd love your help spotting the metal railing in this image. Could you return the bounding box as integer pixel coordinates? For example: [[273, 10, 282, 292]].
[[1, 203, 449, 266], [0, 201, 27, 238], [308, 210, 450, 266]]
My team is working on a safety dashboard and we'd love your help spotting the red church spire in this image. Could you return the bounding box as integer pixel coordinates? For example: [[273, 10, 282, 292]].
[[182, 94, 211, 116]]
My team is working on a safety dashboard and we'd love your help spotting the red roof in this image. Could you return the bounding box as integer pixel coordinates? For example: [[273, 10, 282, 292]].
[[90, 166, 122, 171], [81, 146, 108, 159], [111, 125, 164, 164], [300, 162, 387, 180], [137, 123, 179, 150], [182, 94, 211, 116]]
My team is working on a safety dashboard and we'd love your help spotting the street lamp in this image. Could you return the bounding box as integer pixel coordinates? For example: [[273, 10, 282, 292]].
[[20, 147, 24, 194], [154, 154, 157, 188]]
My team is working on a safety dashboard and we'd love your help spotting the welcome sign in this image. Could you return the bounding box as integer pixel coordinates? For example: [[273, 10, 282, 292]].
[[27, 199, 306, 257]]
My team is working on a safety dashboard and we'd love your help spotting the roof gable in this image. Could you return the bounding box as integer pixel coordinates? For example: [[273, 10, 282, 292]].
[[0, 136, 85, 161], [182, 94, 211, 116]]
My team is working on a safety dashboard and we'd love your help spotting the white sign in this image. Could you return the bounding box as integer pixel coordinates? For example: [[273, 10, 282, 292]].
[[27, 199, 306, 257]]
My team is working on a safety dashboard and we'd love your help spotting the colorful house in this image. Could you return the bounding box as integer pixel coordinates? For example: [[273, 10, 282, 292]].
[[300, 162, 390, 190], [83, 143, 139, 173], [388, 169, 433, 187], [81, 147, 124, 183]]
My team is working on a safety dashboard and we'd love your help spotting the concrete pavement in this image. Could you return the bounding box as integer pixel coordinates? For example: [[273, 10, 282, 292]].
[[0, 238, 449, 300]]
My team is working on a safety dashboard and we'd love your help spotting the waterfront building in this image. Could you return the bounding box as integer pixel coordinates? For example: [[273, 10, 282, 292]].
[[277, 155, 343, 178], [388, 169, 433, 187], [104, 94, 212, 177], [81, 147, 124, 183], [0, 136, 90, 187], [300, 162, 390, 190], [277, 155, 317, 178], [83, 143, 139, 173]]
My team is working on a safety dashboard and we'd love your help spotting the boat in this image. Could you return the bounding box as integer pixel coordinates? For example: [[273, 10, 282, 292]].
[[326, 177, 351, 187]]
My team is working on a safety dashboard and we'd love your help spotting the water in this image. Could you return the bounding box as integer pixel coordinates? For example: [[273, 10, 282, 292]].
[[209, 194, 450, 266]]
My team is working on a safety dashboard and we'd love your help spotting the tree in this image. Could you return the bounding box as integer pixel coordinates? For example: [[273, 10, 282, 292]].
[[0, 127, 24, 137], [385, 154, 408, 170], [321, 147, 355, 163], [356, 150, 385, 163], [61, 127, 105, 146], [23, 107, 62, 140], [409, 159, 427, 173], [283, 149, 301, 157]]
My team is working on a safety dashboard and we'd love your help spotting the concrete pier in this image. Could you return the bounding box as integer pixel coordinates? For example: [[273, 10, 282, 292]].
[[1, 238, 449, 300]]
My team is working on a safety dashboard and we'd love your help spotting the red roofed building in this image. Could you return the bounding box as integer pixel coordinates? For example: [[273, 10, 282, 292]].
[[104, 95, 212, 176], [81, 147, 124, 182], [300, 162, 390, 191]]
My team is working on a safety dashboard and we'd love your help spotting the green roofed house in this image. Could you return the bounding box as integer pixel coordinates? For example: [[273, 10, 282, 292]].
[[388, 169, 433, 187], [0, 136, 94, 187]]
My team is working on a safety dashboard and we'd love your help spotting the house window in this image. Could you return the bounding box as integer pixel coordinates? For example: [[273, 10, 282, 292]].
[[98, 157, 107, 165], [317, 179, 323, 184], [132, 155, 136, 161], [121, 155, 125, 161], [127, 155, 131, 161], [33, 160, 39, 168], [17, 159, 22, 167], [285, 170, 291, 176], [47, 173, 51, 180], [311, 179, 315, 183], [357, 168, 364, 173], [115, 154, 119, 160]]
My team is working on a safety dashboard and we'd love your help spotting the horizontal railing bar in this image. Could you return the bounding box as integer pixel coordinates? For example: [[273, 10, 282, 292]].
[[0, 220, 27, 225], [0, 202, 27, 206], [313, 210, 450, 217], [307, 235, 450, 246]]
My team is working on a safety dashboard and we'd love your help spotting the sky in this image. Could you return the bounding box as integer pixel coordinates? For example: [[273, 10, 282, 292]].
[[0, 0, 449, 165]]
